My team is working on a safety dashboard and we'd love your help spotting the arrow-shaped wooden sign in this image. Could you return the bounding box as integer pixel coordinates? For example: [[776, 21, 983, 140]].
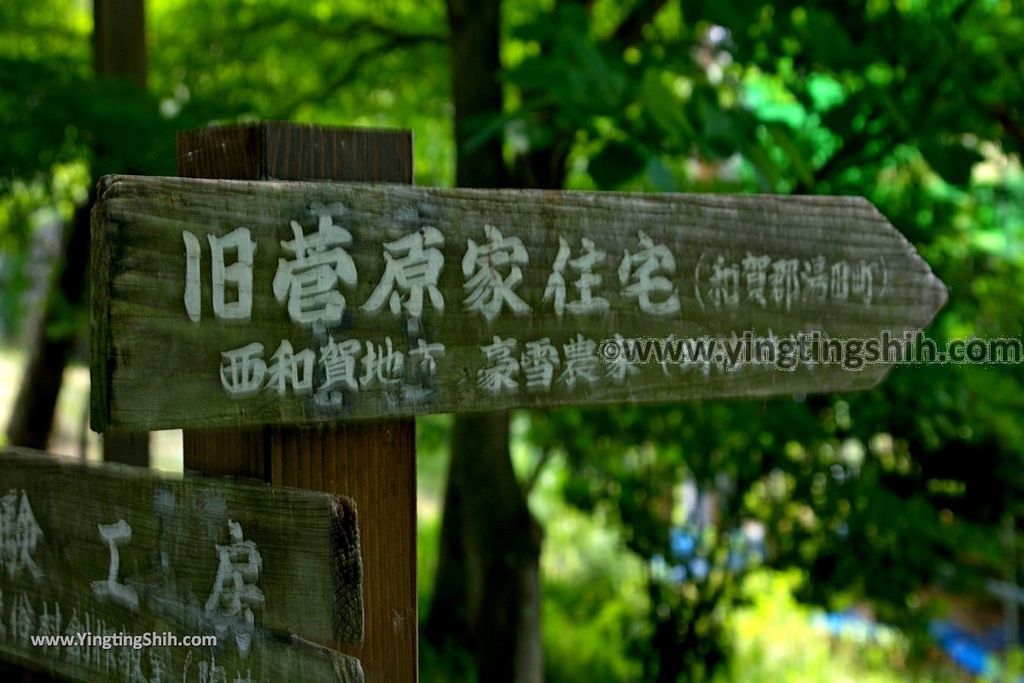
[[91, 175, 947, 431]]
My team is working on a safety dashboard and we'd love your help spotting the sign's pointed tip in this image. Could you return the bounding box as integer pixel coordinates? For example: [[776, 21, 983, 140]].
[[860, 195, 950, 331], [917, 270, 950, 332], [935, 274, 950, 310]]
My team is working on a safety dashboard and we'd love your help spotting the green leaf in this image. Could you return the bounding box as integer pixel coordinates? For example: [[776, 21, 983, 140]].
[[919, 142, 984, 186], [767, 123, 814, 189], [641, 71, 694, 144], [587, 141, 646, 189]]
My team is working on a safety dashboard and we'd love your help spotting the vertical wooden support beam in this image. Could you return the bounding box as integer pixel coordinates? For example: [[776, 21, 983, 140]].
[[177, 122, 418, 683], [95, 0, 149, 465]]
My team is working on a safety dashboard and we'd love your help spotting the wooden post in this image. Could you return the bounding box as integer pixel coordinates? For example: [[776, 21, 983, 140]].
[[176, 122, 418, 683], [93, 0, 147, 88]]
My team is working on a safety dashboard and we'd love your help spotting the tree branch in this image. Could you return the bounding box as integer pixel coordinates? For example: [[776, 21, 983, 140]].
[[522, 446, 554, 496], [319, 17, 447, 45], [611, 0, 671, 47], [556, 0, 598, 15], [239, 12, 446, 46], [991, 106, 1024, 152], [276, 32, 441, 119]]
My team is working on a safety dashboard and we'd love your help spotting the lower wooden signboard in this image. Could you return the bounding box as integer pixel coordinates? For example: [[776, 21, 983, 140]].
[[0, 448, 363, 683], [0, 631, 361, 683]]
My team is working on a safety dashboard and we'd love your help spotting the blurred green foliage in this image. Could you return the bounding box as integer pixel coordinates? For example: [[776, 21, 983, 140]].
[[418, 415, 968, 681], [721, 571, 963, 683], [501, 0, 1024, 678]]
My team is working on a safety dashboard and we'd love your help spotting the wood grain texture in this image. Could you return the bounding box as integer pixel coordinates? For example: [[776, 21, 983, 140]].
[[0, 639, 361, 683], [174, 123, 418, 683], [177, 122, 413, 183], [0, 447, 362, 683], [91, 175, 947, 431], [93, 0, 146, 88], [262, 422, 417, 678]]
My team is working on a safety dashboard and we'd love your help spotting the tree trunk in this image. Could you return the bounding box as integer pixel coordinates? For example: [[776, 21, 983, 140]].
[[446, 0, 506, 190], [428, 1, 544, 682], [428, 413, 543, 683], [6, 1, 150, 463], [6, 200, 91, 449]]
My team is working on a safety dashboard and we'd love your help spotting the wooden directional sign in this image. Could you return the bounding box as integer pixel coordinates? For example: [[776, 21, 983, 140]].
[[0, 448, 363, 683], [91, 174, 947, 431]]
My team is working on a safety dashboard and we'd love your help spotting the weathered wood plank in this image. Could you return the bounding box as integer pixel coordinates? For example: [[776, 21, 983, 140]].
[[91, 175, 947, 431], [0, 447, 363, 683], [176, 122, 419, 683], [0, 631, 361, 683]]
